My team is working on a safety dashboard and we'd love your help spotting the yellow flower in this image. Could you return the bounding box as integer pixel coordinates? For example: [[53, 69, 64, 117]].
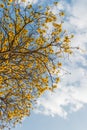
[[8, 31, 14, 37], [53, 23, 62, 28], [59, 11, 65, 17], [0, 4, 4, 8], [27, 4, 32, 9], [56, 77, 60, 82], [19, 65, 24, 70], [45, 18, 53, 23], [64, 49, 72, 54], [36, 37, 44, 45], [64, 36, 70, 43], [9, 23, 13, 28], [4, 39, 8, 45], [27, 63, 33, 68], [37, 29, 46, 34], [8, 111, 14, 119], [52, 15, 57, 21], [26, 94, 31, 100], [53, 84, 57, 89], [42, 77, 48, 83], [71, 34, 74, 38], [55, 37, 60, 42], [25, 18, 31, 23], [0, 111, 2, 116], [0, 76, 3, 83], [8, 0, 13, 3], [0, 92, 4, 96], [58, 62, 62, 67], [45, 11, 49, 16]]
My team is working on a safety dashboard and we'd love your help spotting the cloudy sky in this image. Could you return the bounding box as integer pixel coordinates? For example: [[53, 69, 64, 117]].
[[12, 0, 87, 130]]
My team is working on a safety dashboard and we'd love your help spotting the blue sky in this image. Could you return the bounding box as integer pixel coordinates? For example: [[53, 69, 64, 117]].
[[12, 106, 87, 130], [11, 0, 87, 130]]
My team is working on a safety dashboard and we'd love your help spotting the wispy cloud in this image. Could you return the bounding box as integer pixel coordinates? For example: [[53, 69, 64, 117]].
[[27, 0, 38, 4], [34, 65, 87, 118], [34, 0, 87, 118], [17, 0, 38, 5]]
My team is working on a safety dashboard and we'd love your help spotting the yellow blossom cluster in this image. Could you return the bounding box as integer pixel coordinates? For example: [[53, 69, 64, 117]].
[[0, 1, 74, 129]]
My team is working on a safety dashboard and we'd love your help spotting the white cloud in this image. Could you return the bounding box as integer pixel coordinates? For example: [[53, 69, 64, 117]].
[[27, 0, 38, 4], [69, 0, 87, 30], [70, 0, 87, 30], [34, 0, 87, 118], [34, 65, 87, 118], [16, 0, 38, 5]]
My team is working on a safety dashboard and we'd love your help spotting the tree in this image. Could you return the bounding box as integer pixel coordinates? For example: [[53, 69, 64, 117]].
[[0, 0, 74, 129]]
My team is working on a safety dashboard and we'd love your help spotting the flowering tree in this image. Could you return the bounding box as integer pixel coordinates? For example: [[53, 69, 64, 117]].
[[0, 0, 74, 129]]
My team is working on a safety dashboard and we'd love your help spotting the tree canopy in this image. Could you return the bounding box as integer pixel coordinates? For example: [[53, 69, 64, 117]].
[[0, 0, 74, 129]]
